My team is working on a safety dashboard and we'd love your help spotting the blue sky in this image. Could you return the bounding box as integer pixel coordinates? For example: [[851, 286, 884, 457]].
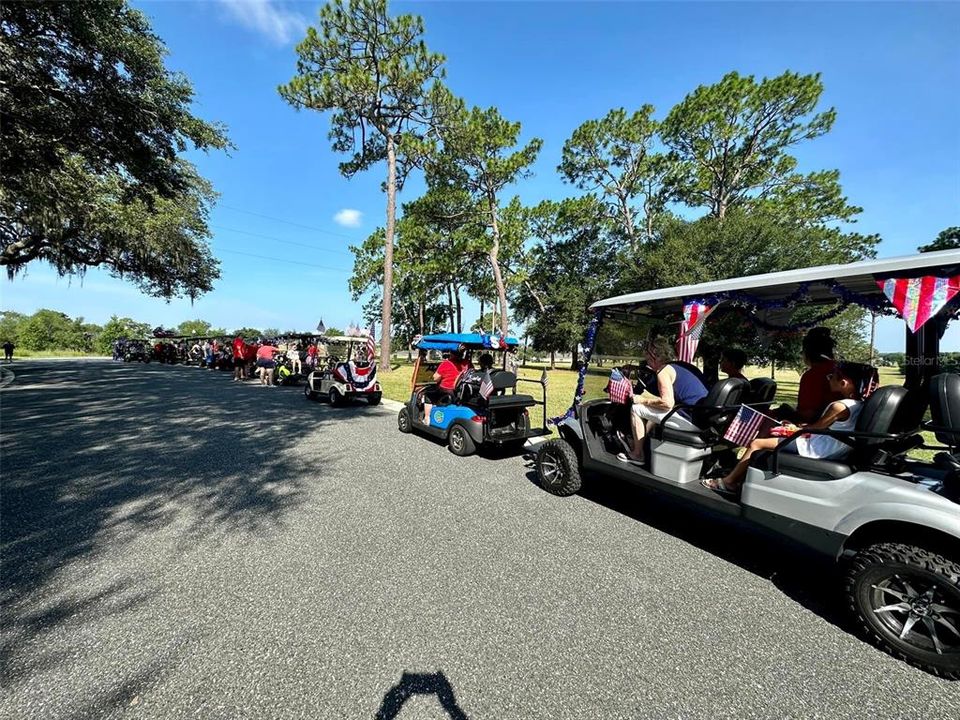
[[3, 0, 958, 350]]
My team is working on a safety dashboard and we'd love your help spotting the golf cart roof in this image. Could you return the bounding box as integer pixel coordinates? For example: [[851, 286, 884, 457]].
[[591, 250, 960, 318], [416, 333, 520, 352]]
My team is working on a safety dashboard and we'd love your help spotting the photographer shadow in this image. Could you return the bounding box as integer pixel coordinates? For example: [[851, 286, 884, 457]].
[[375, 671, 468, 720]]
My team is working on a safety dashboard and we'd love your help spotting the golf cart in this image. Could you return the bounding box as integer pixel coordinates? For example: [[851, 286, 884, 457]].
[[303, 336, 381, 406], [534, 250, 960, 678], [397, 333, 550, 456]]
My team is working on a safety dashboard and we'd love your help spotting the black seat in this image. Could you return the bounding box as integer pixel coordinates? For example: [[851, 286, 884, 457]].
[[660, 378, 748, 446], [756, 385, 910, 480], [928, 374, 960, 491], [744, 378, 777, 409]]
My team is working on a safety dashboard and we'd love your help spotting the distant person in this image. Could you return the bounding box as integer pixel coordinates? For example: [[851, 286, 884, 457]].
[[203, 339, 213, 368], [256, 342, 279, 386], [2, 340, 13, 363], [306, 341, 317, 370], [288, 341, 302, 374], [720, 348, 748, 381], [232, 336, 247, 381]]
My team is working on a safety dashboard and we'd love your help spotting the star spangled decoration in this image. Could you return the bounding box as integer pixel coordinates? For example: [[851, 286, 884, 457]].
[[316, 319, 326, 334]]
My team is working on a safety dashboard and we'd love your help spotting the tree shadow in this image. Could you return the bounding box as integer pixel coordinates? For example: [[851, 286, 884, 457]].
[[375, 671, 469, 720], [521, 462, 848, 629], [0, 360, 349, 695]]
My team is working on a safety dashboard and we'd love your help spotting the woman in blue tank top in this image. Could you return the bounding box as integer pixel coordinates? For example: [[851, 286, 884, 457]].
[[618, 337, 708, 465]]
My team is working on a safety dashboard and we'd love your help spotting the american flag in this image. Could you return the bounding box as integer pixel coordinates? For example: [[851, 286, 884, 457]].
[[607, 369, 634, 404], [676, 301, 714, 363], [540, 368, 548, 386], [479, 370, 494, 400], [723, 405, 777, 446], [366, 322, 376, 361]]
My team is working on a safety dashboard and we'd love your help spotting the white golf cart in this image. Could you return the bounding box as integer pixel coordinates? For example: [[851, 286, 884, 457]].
[[535, 250, 960, 678], [303, 335, 382, 406]]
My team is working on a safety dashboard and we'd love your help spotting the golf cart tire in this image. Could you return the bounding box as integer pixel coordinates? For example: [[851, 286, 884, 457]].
[[304, 383, 317, 401], [367, 392, 382, 406], [398, 407, 412, 433], [845, 542, 960, 679], [448, 424, 476, 457], [535, 439, 582, 496], [328, 387, 344, 407]]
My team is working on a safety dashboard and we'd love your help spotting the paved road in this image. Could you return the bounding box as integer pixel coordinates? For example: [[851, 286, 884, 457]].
[[2, 360, 957, 719]]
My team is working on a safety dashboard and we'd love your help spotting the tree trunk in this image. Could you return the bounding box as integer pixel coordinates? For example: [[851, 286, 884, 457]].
[[479, 297, 484, 331], [523, 333, 528, 368], [455, 286, 463, 334], [446, 284, 455, 332], [418, 301, 424, 336], [487, 194, 509, 337], [382, 135, 397, 366], [550, 350, 556, 370], [570, 343, 579, 370], [771, 359, 776, 380]]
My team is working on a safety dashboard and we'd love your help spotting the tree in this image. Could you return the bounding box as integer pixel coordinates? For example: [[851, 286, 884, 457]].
[[262, 328, 281, 339], [431, 104, 542, 337], [0, 311, 25, 345], [558, 106, 676, 244], [515, 196, 617, 368], [919, 226, 960, 253], [280, 0, 446, 366], [661, 71, 858, 223], [17, 310, 78, 351], [232, 327, 262, 339], [1, 1, 230, 298], [178, 319, 214, 337]]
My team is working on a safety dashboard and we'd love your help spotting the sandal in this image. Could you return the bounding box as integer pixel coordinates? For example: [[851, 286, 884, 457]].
[[701, 477, 739, 497], [617, 452, 645, 466]]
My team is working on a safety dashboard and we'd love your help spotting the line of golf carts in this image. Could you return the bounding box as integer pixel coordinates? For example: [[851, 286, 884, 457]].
[[395, 250, 960, 679]]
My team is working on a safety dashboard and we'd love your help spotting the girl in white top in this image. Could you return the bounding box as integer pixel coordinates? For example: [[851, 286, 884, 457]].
[[703, 361, 878, 496]]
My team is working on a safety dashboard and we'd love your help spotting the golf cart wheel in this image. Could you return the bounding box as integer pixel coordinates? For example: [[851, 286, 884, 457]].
[[367, 392, 382, 406], [304, 383, 317, 401], [535, 439, 581, 496], [328, 387, 344, 407], [448, 424, 476, 457], [398, 407, 412, 433], [845, 542, 960, 679]]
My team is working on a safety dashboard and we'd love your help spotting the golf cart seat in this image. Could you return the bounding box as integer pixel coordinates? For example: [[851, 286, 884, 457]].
[[928, 373, 960, 475], [660, 377, 749, 447], [755, 384, 910, 481], [487, 371, 536, 408], [744, 378, 777, 409]]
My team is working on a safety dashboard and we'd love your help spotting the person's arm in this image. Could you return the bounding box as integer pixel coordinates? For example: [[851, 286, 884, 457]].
[[801, 400, 851, 431], [637, 366, 676, 410]]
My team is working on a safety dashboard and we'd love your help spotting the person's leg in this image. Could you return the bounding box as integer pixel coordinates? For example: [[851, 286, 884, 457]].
[[629, 411, 647, 460], [715, 437, 779, 491]]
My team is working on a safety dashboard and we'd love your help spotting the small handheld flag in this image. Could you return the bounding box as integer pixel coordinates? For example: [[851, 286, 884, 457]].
[[723, 405, 778, 447], [479, 370, 494, 400], [607, 369, 634, 404], [316, 319, 326, 334], [540, 369, 548, 386]]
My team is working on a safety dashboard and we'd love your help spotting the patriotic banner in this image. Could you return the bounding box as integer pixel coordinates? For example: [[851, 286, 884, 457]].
[[479, 370, 494, 400], [723, 405, 778, 447], [877, 275, 960, 333], [316, 319, 326, 334], [676, 301, 716, 363], [606, 369, 634, 405]]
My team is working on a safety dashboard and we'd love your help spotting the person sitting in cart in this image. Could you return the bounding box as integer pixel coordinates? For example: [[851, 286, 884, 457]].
[[776, 327, 840, 424], [703, 361, 877, 496], [618, 336, 708, 465], [478, 353, 495, 373], [432, 349, 472, 397], [720, 347, 748, 381]]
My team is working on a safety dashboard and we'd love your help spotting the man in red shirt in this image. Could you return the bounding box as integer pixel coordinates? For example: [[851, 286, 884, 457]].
[[232, 336, 246, 381], [433, 350, 471, 395]]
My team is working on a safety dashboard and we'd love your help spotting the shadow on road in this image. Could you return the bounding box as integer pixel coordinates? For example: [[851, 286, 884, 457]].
[[375, 671, 469, 720], [0, 360, 378, 692], [522, 463, 848, 630]]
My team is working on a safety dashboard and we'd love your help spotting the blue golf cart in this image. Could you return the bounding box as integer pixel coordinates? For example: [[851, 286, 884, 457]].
[[397, 333, 549, 456]]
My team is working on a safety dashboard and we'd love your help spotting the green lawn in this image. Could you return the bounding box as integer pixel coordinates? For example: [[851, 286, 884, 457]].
[[376, 360, 936, 460]]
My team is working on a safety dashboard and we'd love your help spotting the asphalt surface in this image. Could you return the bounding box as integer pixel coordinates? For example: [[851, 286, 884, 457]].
[[2, 359, 958, 719]]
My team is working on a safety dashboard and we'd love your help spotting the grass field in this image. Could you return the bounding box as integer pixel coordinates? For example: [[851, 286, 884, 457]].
[[376, 361, 936, 459]]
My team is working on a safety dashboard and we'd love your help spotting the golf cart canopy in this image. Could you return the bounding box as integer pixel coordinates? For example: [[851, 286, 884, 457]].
[[415, 333, 520, 352], [591, 249, 960, 319], [325, 335, 371, 344]]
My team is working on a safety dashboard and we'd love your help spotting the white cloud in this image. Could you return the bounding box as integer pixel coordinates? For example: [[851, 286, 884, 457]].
[[333, 209, 363, 228], [215, 0, 308, 45]]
